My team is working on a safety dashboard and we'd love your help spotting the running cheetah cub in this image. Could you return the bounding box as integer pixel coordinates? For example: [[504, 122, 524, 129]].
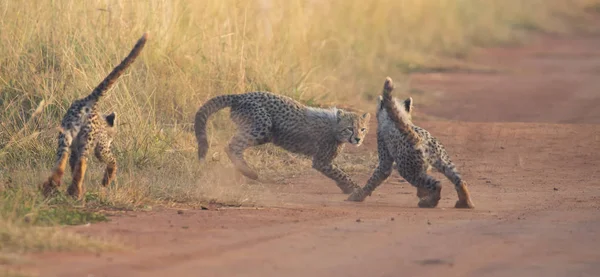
[[41, 33, 148, 200], [347, 77, 474, 208], [195, 92, 370, 193]]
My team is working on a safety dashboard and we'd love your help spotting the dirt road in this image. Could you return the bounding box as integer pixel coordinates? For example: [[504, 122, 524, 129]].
[[30, 35, 600, 277]]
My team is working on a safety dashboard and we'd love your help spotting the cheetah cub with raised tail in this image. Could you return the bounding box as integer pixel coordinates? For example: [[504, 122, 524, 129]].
[[195, 92, 370, 194], [41, 32, 149, 199], [348, 77, 474, 208]]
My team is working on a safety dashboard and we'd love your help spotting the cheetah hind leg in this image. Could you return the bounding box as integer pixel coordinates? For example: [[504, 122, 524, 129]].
[[42, 133, 70, 197], [67, 131, 92, 200], [416, 186, 429, 199], [407, 173, 442, 208], [454, 181, 475, 209], [226, 132, 270, 181], [417, 184, 441, 208], [42, 151, 69, 197], [226, 107, 273, 181], [67, 156, 88, 200], [436, 160, 475, 209], [95, 143, 117, 187]]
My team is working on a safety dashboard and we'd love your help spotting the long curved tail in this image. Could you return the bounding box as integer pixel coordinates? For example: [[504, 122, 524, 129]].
[[381, 77, 421, 145], [83, 32, 149, 105], [195, 95, 237, 160]]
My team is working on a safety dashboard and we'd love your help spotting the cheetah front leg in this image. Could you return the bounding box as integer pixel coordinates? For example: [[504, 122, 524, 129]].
[[346, 161, 393, 201], [95, 143, 117, 187], [312, 147, 360, 194], [348, 134, 394, 201], [42, 132, 70, 197], [312, 161, 360, 194]]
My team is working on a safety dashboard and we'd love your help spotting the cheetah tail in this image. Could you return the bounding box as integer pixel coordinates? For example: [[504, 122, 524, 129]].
[[194, 95, 237, 160], [381, 77, 421, 145], [84, 32, 149, 104]]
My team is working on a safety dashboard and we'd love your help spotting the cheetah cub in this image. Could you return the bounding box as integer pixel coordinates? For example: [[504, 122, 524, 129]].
[[195, 92, 370, 193], [347, 77, 474, 208], [41, 33, 148, 199]]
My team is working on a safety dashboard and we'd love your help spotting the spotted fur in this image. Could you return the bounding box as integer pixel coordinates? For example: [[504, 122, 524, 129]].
[[347, 77, 474, 208], [194, 92, 371, 193], [41, 33, 148, 199]]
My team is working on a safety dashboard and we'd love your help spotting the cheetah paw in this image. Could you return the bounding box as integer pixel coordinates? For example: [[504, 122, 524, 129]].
[[346, 189, 367, 202], [341, 187, 357, 194], [41, 178, 62, 197], [66, 186, 84, 200], [454, 200, 475, 209], [417, 197, 440, 208]]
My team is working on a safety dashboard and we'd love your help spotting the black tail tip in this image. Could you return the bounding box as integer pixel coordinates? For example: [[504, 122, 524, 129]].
[[198, 152, 207, 161], [384, 77, 394, 92], [141, 32, 150, 41], [197, 144, 208, 161]]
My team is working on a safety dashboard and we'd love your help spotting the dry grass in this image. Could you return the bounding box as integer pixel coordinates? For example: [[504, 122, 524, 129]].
[[0, 218, 117, 254], [0, 0, 599, 256], [0, 182, 119, 271], [0, 182, 119, 260]]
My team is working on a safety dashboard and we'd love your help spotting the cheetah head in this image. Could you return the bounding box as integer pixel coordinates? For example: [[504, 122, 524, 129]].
[[103, 112, 117, 137], [335, 109, 370, 146], [376, 95, 413, 122]]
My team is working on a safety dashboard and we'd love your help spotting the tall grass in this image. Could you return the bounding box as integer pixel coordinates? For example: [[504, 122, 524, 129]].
[[0, 0, 598, 224]]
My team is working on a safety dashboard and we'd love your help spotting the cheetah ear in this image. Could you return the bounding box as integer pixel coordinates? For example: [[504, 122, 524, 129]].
[[361, 112, 370, 121], [403, 97, 413, 114], [105, 112, 116, 127], [377, 95, 383, 110], [336, 109, 344, 122]]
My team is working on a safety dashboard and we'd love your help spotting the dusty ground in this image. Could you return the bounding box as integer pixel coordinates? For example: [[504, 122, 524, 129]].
[[25, 34, 600, 277]]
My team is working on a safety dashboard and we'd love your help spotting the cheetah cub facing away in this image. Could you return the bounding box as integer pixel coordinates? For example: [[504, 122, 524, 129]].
[[41, 33, 148, 199], [348, 77, 474, 208], [195, 92, 370, 193]]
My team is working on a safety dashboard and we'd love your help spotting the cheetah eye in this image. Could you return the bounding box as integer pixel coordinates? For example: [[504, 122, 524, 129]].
[[360, 128, 366, 132]]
